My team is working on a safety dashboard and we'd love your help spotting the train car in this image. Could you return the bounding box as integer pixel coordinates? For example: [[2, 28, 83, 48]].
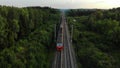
[[56, 24, 63, 51]]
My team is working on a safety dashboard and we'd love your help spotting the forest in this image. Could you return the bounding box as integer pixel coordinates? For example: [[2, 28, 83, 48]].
[[0, 6, 60, 68], [0, 5, 120, 68], [67, 8, 120, 68]]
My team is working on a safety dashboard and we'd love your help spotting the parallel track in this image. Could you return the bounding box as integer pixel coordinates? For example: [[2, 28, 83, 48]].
[[63, 20, 74, 68]]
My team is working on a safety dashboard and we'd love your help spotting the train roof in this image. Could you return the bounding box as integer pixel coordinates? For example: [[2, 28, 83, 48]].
[[60, 24, 63, 28]]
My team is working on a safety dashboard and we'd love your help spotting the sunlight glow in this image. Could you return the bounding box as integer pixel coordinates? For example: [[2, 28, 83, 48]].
[[0, 0, 120, 9]]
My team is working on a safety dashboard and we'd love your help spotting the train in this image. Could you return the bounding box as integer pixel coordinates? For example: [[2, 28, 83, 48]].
[[56, 23, 64, 51]]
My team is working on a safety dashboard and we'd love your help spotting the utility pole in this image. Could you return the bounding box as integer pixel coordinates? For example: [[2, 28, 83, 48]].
[[54, 24, 56, 43], [71, 19, 76, 42], [71, 25, 73, 42]]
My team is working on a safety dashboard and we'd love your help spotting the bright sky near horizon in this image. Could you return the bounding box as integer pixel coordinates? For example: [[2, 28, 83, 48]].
[[0, 0, 120, 9]]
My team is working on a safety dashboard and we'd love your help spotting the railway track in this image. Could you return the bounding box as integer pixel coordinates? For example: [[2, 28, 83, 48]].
[[53, 52, 62, 68], [64, 20, 77, 68], [63, 20, 75, 68], [52, 12, 77, 68]]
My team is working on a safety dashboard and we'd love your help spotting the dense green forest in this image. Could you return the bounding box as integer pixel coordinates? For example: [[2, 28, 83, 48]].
[[0, 6, 60, 68], [67, 8, 120, 68]]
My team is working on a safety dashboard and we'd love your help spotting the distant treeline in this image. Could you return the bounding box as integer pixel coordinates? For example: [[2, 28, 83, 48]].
[[0, 6, 60, 68]]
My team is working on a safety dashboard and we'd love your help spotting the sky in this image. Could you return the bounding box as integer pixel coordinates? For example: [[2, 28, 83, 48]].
[[0, 0, 120, 9]]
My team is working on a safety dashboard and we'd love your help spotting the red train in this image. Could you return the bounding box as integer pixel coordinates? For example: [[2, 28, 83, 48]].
[[56, 24, 64, 51]]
